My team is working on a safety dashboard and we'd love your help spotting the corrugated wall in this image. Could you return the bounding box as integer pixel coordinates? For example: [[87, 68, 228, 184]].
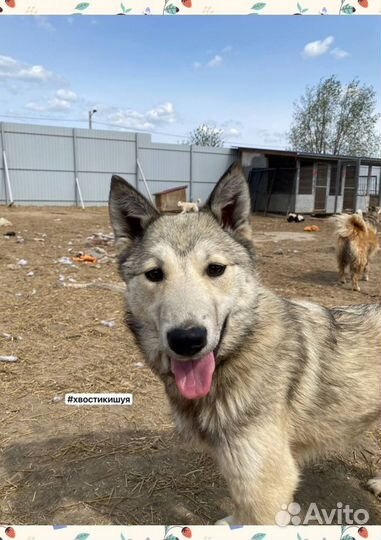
[[0, 122, 237, 206]]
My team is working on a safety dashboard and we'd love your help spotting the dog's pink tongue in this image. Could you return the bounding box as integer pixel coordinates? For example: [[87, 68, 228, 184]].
[[171, 353, 215, 400]]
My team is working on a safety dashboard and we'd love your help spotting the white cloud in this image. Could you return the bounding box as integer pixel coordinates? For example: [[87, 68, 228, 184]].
[[106, 102, 177, 131], [330, 47, 350, 60], [207, 55, 223, 68], [193, 47, 232, 70], [302, 36, 334, 58], [107, 110, 153, 130], [0, 55, 54, 83], [146, 102, 176, 124], [55, 89, 78, 102], [224, 127, 241, 138], [26, 98, 72, 112]]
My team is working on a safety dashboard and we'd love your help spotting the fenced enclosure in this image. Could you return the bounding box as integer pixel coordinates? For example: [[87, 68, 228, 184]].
[[248, 167, 296, 215], [0, 122, 237, 206]]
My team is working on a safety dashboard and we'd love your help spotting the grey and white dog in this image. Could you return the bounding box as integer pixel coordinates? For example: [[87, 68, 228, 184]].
[[109, 162, 381, 525]]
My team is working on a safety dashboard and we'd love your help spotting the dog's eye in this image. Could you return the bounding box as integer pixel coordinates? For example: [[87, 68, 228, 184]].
[[145, 268, 164, 282], [206, 264, 226, 278]]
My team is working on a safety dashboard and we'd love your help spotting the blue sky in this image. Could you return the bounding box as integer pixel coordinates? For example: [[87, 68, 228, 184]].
[[0, 16, 379, 147]]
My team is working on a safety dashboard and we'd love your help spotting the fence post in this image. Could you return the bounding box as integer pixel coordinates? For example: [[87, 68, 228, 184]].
[[1, 123, 14, 206], [73, 128, 78, 206], [189, 144, 193, 202], [135, 133, 139, 190], [333, 161, 341, 214]]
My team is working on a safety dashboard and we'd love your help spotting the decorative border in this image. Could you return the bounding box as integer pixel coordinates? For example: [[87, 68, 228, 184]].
[[0, 0, 380, 15], [1, 525, 380, 539], [0, 1, 379, 537]]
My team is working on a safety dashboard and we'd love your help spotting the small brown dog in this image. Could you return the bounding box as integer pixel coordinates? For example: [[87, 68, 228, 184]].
[[334, 210, 380, 291]]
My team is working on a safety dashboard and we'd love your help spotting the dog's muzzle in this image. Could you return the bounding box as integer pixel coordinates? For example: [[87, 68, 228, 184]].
[[167, 326, 207, 357]]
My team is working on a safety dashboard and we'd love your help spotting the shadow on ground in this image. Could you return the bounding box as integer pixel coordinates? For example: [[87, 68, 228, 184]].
[[1, 429, 379, 525]]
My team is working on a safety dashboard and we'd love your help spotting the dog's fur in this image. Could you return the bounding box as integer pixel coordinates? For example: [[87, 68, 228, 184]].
[[334, 211, 380, 292], [177, 199, 202, 214], [109, 162, 381, 525]]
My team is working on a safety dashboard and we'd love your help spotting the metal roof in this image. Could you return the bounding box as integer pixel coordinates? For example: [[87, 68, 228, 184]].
[[153, 185, 188, 196], [236, 146, 381, 165]]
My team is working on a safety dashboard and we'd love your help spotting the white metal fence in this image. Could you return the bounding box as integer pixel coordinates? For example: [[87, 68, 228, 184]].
[[0, 122, 237, 206]]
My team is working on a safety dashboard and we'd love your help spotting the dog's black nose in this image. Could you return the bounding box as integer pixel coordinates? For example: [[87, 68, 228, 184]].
[[167, 327, 207, 357]]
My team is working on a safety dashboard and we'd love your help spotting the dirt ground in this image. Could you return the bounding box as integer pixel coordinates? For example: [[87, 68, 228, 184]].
[[0, 206, 380, 526]]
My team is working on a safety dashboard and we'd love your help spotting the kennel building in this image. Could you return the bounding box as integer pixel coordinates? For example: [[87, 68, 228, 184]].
[[239, 147, 381, 215]]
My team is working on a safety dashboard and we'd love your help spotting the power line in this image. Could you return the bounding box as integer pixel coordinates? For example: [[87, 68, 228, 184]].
[[0, 111, 288, 150], [0, 112, 188, 140]]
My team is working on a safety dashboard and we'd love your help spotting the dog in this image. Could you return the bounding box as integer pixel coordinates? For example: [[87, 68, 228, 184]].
[[109, 162, 381, 525], [334, 211, 380, 292], [177, 199, 202, 214], [287, 213, 305, 223]]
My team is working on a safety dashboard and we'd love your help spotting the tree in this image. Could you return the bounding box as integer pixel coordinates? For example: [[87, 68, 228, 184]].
[[288, 76, 380, 157], [187, 123, 224, 147]]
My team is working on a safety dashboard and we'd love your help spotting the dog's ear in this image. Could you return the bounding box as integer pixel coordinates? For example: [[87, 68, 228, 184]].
[[109, 175, 160, 250], [206, 161, 252, 240]]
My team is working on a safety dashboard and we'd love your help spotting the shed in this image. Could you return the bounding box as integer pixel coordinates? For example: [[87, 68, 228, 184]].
[[154, 185, 188, 213], [237, 147, 381, 215]]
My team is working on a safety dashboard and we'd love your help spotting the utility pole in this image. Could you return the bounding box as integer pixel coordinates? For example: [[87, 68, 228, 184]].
[[88, 109, 97, 129]]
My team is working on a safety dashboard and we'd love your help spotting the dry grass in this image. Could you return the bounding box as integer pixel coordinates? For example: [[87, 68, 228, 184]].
[[0, 206, 380, 525]]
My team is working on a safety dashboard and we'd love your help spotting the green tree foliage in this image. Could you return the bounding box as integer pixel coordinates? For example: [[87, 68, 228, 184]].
[[187, 123, 225, 147], [288, 75, 380, 157]]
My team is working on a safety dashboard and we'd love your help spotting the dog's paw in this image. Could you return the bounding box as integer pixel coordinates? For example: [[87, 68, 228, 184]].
[[367, 477, 381, 497], [215, 515, 235, 525]]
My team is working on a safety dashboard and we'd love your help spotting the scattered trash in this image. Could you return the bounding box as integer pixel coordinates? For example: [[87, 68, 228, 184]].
[[0, 355, 18, 362], [27, 271, 34, 277], [16, 235, 25, 243], [87, 246, 113, 263], [89, 246, 107, 257], [58, 274, 65, 282], [15, 293, 22, 297], [274, 249, 284, 255], [86, 232, 114, 247], [72, 254, 97, 264], [31, 288, 37, 295], [100, 320, 116, 328], [58, 256, 75, 265], [3, 231, 16, 238], [62, 281, 125, 293], [304, 225, 320, 232], [0, 217, 13, 227], [68, 277, 77, 283], [134, 362, 144, 368], [17, 259, 28, 267], [52, 396, 63, 403], [1, 333, 22, 342]]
